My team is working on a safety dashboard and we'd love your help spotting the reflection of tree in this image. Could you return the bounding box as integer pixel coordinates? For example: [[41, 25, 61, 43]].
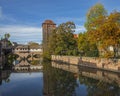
[[79, 75, 120, 96], [4, 53, 18, 69], [43, 60, 77, 96], [0, 70, 11, 85], [53, 69, 77, 96], [33, 54, 41, 58], [4, 78, 10, 83]]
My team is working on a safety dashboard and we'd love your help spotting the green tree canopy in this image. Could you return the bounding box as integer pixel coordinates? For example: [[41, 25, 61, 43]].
[[85, 3, 107, 31], [4, 33, 10, 39], [78, 32, 99, 57], [48, 21, 77, 56], [28, 41, 40, 47]]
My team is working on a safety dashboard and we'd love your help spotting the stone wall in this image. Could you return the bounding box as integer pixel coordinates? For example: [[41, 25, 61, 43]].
[[52, 55, 120, 72]]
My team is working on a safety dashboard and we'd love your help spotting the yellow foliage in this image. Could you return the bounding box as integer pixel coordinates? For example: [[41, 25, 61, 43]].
[[103, 51, 114, 58]]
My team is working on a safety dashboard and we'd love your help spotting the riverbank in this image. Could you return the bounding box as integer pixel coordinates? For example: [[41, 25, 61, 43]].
[[52, 55, 120, 73]]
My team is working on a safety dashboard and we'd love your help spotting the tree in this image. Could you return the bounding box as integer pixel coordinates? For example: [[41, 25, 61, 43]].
[[78, 33, 89, 55], [84, 3, 107, 57], [48, 29, 57, 55], [4, 33, 10, 39], [88, 11, 120, 58], [56, 22, 77, 55], [78, 32, 99, 57], [28, 41, 39, 47], [85, 3, 107, 31], [99, 11, 120, 58], [48, 21, 77, 56]]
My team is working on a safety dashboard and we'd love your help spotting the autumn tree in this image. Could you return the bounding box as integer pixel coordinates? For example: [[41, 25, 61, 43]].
[[85, 3, 107, 31], [84, 3, 107, 57], [93, 11, 120, 58]]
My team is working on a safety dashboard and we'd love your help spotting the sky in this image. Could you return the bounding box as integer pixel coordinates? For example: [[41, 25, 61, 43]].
[[0, 0, 120, 44]]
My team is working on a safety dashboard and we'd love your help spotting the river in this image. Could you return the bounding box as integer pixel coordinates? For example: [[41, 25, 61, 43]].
[[0, 60, 120, 96]]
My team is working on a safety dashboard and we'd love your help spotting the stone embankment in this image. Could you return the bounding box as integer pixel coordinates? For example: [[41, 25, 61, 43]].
[[52, 55, 120, 72]]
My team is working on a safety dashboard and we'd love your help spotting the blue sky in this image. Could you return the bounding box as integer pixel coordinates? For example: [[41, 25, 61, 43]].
[[0, 0, 120, 44]]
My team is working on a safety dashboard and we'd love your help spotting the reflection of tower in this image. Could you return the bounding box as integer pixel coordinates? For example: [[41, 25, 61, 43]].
[[43, 63, 55, 96], [42, 20, 56, 52]]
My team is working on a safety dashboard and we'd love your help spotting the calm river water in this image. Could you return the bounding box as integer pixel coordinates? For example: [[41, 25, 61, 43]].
[[0, 61, 120, 96]]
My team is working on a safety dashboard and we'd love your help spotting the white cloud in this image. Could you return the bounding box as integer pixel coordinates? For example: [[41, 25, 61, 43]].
[[0, 25, 42, 33], [0, 25, 42, 44]]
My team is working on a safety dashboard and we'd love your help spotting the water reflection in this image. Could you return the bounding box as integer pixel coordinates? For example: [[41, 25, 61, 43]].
[[0, 70, 11, 85], [79, 76, 120, 96], [0, 70, 43, 96], [43, 61, 77, 96], [13, 53, 42, 66], [0, 53, 43, 96], [0, 59, 120, 96], [50, 61, 120, 96]]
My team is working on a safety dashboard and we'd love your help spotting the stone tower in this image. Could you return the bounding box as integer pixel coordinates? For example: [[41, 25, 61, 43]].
[[42, 20, 56, 51]]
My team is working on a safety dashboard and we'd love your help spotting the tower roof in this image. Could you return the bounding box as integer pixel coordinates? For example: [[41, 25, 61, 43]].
[[42, 20, 56, 25]]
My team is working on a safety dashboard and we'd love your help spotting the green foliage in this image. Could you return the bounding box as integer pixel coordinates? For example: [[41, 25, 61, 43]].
[[42, 61, 77, 96], [48, 29, 58, 55], [79, 74, 120, 96], [48, 21, 77, 56], [78, 32, 99, 57], [8, 40, 12, 46], [28, 41, 40, 47], [6, 54, 18, 66], [85, 3, 107, 31], [31, 60, 39, 65], [4, 33, 10, 39], [42, 50, 51, 60]]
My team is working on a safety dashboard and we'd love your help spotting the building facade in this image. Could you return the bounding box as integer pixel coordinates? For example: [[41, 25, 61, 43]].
[[13, 44, 42, 53], [42, 20, 56, 52]]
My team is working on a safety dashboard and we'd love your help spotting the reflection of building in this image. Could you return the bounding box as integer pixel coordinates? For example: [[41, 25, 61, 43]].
[[12, 44, 43, 71], [42, 20, 56, 52]]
